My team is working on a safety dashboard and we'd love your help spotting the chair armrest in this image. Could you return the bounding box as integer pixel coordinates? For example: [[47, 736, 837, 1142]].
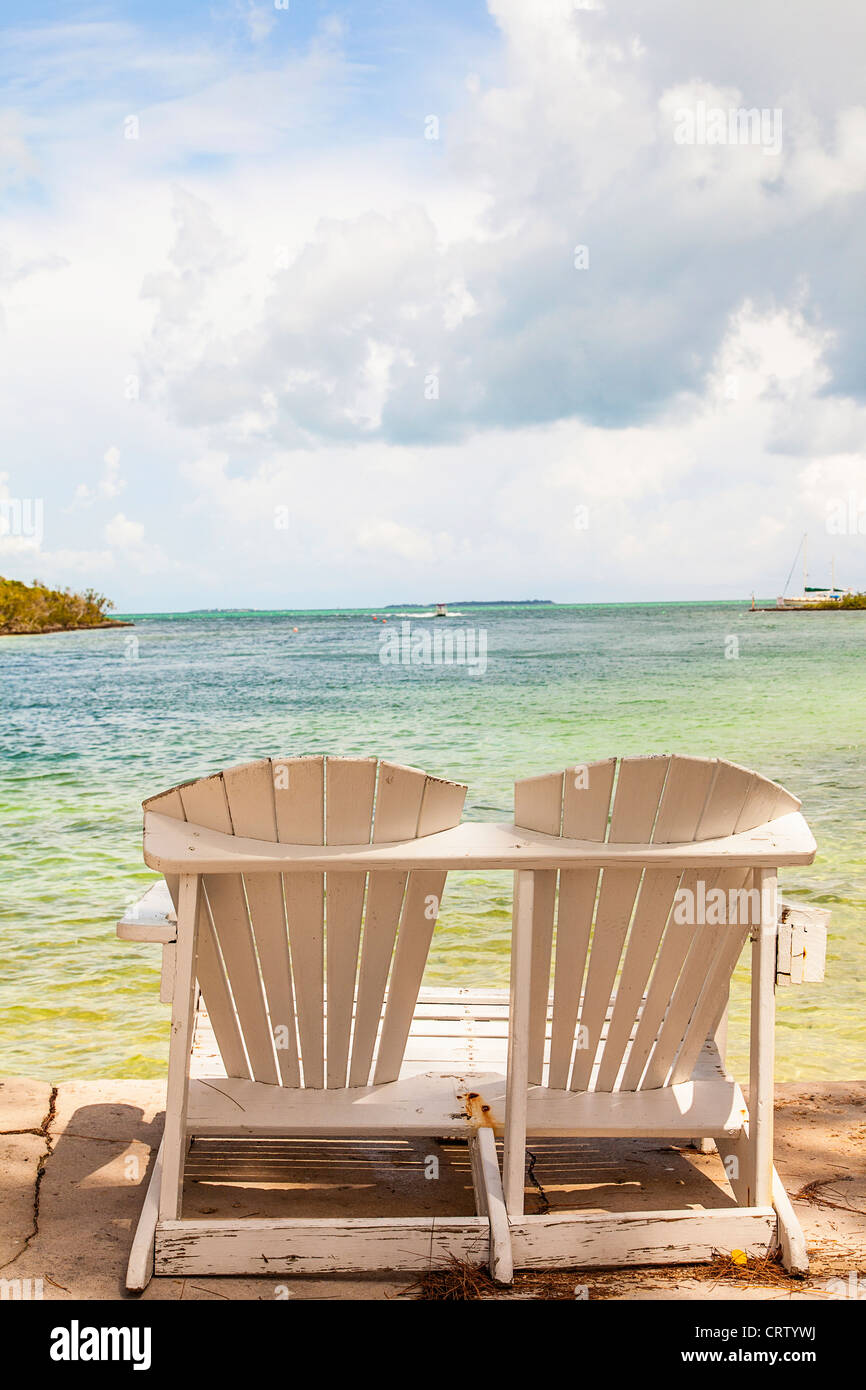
[[117, 880, 177, 942]]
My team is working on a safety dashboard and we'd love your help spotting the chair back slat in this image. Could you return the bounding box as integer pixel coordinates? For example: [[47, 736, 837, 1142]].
[[273, 757, 325, 1087], [223, 760, 300, 1086], [594, 868, 681, 1092], [374, 775, 468, 1083], [667, 877, 756, 1085], [348, 763, 428, 1087], [145, 786, 250, 1079], [527, 870, 557, 1084], [526, 759, 616, 1086], [630, 760, 783, 1089], [561, 757, 617, 838], [734, 769, 800, 832], [605, 757, 719, 1091], [569, 756, 671, 1092], [547, 870, 598, 1088], [652, 755, 715, 842], [514, 771, 563, 834], [324, 758, 376, 1088], [642, 866, 751, 1089], [608, 755, 670, 842], [180, 774, 279, 1084], [547, 761, 617, 1084]]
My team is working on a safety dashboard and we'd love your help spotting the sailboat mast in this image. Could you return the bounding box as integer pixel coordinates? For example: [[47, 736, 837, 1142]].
[[803, 534, 808, 592]]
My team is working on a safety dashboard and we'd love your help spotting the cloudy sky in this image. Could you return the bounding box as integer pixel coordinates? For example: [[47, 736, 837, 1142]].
[[1, 0, 865, 609]]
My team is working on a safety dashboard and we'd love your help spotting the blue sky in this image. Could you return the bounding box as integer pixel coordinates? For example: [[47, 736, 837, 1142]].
[[1, 0, 865, 609]]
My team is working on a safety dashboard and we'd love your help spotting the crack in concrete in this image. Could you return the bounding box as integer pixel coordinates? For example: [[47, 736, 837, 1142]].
[[0, 1085, 58, 1271]]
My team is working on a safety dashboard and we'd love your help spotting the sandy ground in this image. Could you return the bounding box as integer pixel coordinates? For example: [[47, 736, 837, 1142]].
[[1, 1076, 864, 1301]]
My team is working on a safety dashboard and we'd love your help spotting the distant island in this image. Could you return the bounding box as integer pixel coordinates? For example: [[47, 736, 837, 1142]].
[[383, 599, 554, 609], [0, 577, 133, 635]]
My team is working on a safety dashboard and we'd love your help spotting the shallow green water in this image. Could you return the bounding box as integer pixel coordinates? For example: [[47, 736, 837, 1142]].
[[0, 602, 863, 1083]]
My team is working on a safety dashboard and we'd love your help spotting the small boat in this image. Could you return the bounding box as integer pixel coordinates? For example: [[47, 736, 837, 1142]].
[[775, 535, 853, 608], [434, 602, 448, 618]]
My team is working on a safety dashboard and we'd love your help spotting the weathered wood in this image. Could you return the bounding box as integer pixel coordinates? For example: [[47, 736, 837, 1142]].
[[194, 900, 249, 1080], [547, 870, 598, 1088], [179, 1046, 744, 1137], [117, 881, 177, 942], [349, 764, 427, 1087], [750, 868, 777, 1207], [508, 1206, 776, 1269], [125, 752, 813, 1288], [569, 867, 642, 1091], [771, 1166, 809, 1275], [126, 1138, 163, 1292], [548, 760, 618, 1085], [373, 869, 446, 1083], [668, 907, 750, 1087], [595, 869, 681, 1092], [527, 870, 557, 1084], [474, 1126, 512, 1283], [181, 774, 277, 1084], [514, 771, 563, 835], [158, 874, 201, 1221], [224, 760, 300, 1087], [276, 757, 325, 1088], [570, 757, 671, 1092], [776, 902, 829, 985], [156, 1216, 490, 1276], [502, 870, 534, 1216], [642, 866, 746, 1090], [713, 1133, 809, 1273], [159, 944, 176, 1005], [324, 757, 376, 1088]]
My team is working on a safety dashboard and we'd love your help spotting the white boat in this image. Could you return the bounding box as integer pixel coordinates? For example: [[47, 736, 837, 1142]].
[[776, 535, 853, 608]]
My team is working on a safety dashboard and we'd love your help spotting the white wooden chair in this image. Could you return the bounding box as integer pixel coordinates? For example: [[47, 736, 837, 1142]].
[[123, 755, 514, 1290], [121, 751, 816, 1288], [499, 754, 813, 1277]]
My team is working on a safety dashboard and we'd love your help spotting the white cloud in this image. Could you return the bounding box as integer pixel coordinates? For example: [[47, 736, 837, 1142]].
[[104, 513, 145, 549], [1, 3, 865, 609]]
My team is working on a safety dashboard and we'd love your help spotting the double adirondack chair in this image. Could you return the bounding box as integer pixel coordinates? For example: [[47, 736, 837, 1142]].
[[119, 752, 816, 1290]]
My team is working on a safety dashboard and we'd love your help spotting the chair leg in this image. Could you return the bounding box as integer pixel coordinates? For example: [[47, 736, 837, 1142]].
[[469, 1128, 513, 1285], [772, 1166, 809, 1275], [126, 1137, 164, 1293], [158, 874, 200, 1221], [712, 1132, 808, 1276]]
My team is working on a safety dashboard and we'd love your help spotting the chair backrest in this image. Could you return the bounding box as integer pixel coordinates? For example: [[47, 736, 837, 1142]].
[[513, 755, 800, 1094], [144, 756, 467, 1089]]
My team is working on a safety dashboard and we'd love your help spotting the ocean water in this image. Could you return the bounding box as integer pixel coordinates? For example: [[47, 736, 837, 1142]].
[[0, 602, 863, 1084]]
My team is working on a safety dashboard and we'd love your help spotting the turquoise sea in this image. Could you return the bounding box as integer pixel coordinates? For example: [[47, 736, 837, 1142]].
[[1, 602, 863, 1083]]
